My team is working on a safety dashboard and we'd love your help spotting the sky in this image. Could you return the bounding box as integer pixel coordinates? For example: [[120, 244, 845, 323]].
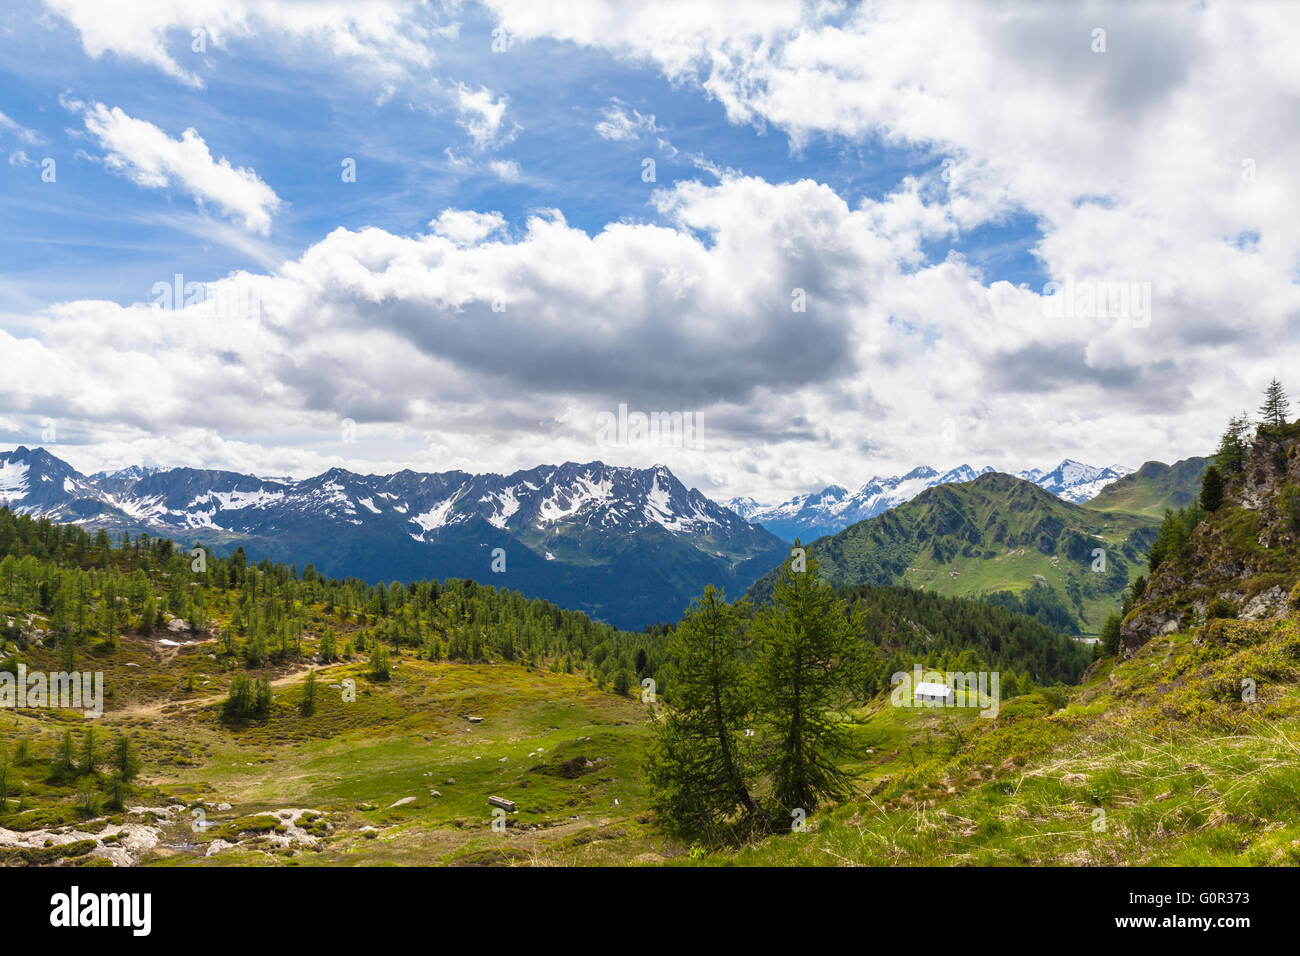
[[0, 0, 1298, 505]]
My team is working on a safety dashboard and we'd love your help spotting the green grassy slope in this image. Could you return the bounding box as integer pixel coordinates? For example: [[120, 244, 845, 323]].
[[687, 422, 1300, 867], [0, 633, 666, 866], [1085, 457, 1208, 518], [748, 473, 1155, 636], [688, 614, 1300, 866]]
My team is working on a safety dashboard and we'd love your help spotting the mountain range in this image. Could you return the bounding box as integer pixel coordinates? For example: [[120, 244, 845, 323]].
[[727, 460, 1131, 541], [0, 446, 786, 630], [0, 446, 1177, 634]]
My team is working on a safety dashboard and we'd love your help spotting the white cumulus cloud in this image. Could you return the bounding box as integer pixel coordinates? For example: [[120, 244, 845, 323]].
[[80, 102, 282, 234]]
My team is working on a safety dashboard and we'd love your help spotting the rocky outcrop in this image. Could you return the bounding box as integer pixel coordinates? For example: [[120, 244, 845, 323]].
[[1120, 426, 1300, 655]]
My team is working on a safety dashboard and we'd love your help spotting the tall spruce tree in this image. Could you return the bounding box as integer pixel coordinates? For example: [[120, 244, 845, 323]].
[[56, 730, 76, 774], [300, 669, 318, 715], [644, 585, 758, 837], [753, 548, 866, 817], [1199, 464, 1225, 512], [1260, 378, 1290, 431]]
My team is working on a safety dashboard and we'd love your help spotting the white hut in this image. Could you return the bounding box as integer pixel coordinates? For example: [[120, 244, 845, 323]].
[[914, 681, 955, 705]]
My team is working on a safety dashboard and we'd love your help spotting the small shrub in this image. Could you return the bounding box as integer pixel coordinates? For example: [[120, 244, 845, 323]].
[[1206, 597, 1239, 620], [77, 790, 102, 819]]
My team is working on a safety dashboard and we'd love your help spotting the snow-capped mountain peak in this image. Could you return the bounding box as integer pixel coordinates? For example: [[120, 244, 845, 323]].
[[1016, 459, 1132, 504]]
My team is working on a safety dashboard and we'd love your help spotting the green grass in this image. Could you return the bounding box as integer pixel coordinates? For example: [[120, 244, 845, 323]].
[[6, 583, 1300, 868], [1086, 457, 1209, 518], [0, 625, 670, 866], [900, 541, 1139, 635], [681, 616, 1300, 866]]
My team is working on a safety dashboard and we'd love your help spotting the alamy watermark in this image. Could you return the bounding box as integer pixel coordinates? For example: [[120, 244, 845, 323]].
[[1042, 275, 1151, 328], [49, 886, 151, 936], [0, 664, 104, 718], [890, 664, 1000, 718], [150, 272, 263, 320], [595, 403, 703, 449]]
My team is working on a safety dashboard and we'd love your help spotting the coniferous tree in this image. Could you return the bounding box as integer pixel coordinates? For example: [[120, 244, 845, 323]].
[[253, 676, 273, 715], [56, 729, 75, 774], [105, 776, 126, 811], [611, 666, 633, 697], [300, 669, 318, 715], [223, 674, 254, 719], [644, 585, 758, 837], [1215, 414, 1252, 475], [80, 727, 97, 774], [1282, 484, 1300, 535], [1100, 612, 1122, 657], [1259, 378, 1290, 431], [111, 735, 140, 782], [753, 550, 866, 817], [1149, 504, 1205, 573], [369, 644, 391, 681], [140, 591, 157, 634], [243, 629, 267, 668], [319, 627, 337, 662], [1199, 464, 1225, 512]]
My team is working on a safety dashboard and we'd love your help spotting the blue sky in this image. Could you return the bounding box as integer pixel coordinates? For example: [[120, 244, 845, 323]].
[[0, 2, 1296, 503], [0, 2, 1046, 311]]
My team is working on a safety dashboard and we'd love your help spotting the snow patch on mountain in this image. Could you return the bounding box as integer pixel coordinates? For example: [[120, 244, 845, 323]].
[[483, 488, 520, 529], [0, 460, 29, 501], [411, 497, 461, 535], [201, 489, 287, 512]]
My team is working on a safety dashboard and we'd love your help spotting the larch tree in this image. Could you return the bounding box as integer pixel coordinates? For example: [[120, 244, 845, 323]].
[[753, 546, 867, 819], [644, 584, 759, 838]]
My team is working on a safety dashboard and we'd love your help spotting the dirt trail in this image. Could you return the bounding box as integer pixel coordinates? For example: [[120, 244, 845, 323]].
[[111, 662, 335, 719]]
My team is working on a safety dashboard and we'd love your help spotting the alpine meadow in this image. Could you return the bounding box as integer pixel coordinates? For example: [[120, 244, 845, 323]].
[[1, 0, 1297, 937]]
